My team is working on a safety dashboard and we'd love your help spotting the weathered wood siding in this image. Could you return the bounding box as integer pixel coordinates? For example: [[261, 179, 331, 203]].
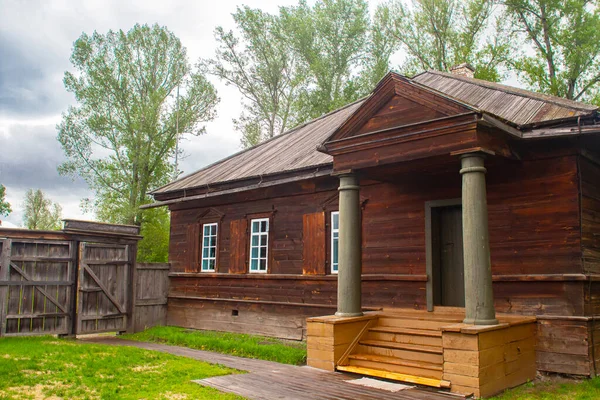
[[133, 263, 169, 332], [581, 155, 600, 277], [580, 153, 600, 375], [167, 152, 584, 358]]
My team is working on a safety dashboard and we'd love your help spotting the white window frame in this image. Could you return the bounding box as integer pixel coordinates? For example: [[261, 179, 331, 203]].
[[331, 211, 339, 274], [249, 218, 269, 273], [201, 223, 218, 272]]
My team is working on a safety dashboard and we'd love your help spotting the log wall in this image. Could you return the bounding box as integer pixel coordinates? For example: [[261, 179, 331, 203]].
[[167, 153, 590, 373]]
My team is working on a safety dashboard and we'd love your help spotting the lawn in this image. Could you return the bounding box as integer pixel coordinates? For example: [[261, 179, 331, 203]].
[[490, 376, 600, 400], [124, 326, 307, 365], [0, 336, 242, 400]]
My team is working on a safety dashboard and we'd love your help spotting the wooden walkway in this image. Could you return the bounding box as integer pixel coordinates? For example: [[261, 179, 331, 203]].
[[81, 337, 456, 400]]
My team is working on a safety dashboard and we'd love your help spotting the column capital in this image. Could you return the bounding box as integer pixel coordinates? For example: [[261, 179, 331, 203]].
[[460, 152, 487, 175], [338, 173, 359, 191]]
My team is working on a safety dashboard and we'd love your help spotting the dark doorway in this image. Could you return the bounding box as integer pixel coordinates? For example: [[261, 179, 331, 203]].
[[431, 205, 465, 307]]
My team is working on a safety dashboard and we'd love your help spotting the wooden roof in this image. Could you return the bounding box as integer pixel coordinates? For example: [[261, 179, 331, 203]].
[[151, 71, 598, 198], [412, 71, 597, 128], [151, 100, 363, 195]]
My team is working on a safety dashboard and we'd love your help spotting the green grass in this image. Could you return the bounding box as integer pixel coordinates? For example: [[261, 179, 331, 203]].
[[0, 336, 242, 400], [490, 376, 600, 400], [124, 326, 307, 365]]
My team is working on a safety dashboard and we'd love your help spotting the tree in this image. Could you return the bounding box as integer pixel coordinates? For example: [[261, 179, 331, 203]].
[[210, 0, 370, 148], [0, 185, 11, 217], [57, 24, 219, 225], [282, 0, 370, 119], [505, 0, 600, 102], [359, 5, 398, 91], [137, 207, 170, 262], [377, 0, 512, 81], [22, 189, 62, 230], [208, 6, 303, 148]]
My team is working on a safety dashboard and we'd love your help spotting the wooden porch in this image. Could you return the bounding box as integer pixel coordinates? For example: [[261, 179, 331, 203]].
[[307, 308, 537, 398]]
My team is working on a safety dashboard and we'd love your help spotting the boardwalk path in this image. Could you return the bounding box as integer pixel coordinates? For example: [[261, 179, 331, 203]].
[[81, 337, 456, 400]]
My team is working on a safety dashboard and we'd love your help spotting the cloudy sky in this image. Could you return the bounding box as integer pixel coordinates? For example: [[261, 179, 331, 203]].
[[0, 0, 308, 226]]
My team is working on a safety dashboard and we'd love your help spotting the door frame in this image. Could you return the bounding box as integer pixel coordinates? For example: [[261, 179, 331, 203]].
[[425, 198, 462, 312]]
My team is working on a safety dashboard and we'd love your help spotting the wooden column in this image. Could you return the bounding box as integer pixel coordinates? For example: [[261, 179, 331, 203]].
[[335, 173, 363, 317], [460, 153, 498, 325]]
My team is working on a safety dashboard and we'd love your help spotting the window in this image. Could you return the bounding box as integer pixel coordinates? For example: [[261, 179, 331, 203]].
[[249, 218, 269, 273], [201, 223, 218, 271], [331, 211, 339, 273]]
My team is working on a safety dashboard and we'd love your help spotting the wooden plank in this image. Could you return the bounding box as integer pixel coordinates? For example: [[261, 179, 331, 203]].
[[336, 365, 451, 388], [9, 262, 68, 313], [229, 219, 247, 274], [82, 265, 125, 314], [0, 239, 11, 336], [302, 212, 326, 275]]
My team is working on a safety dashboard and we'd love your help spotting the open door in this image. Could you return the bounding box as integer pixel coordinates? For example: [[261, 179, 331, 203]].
[[431, 204, 465, 307]]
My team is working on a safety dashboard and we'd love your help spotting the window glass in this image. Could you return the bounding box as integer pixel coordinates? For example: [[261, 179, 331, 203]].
[[331, 212, 339, 273], [201, 223, 218, 272], [249, 218, 269, 273]]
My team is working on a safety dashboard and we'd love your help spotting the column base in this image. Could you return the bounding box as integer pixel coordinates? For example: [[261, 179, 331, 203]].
[[335, 311, 364, 318], [463, 317, 499, 326]]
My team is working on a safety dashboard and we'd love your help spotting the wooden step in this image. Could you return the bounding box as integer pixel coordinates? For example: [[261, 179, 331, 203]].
[[360, 339, 443, 354], [356, 343, 444, 365], [377, 317, 455, 331], [347, 353, 443, 379], [378, 311, 463, 323], [349, 353, 443, 371], [336, 365, 451, 389], [369, 326, 442, 337], [367, 327, 443, 347]]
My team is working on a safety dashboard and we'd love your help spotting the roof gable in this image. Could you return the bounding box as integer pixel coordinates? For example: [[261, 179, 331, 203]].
[[328, 73, 475, 142]]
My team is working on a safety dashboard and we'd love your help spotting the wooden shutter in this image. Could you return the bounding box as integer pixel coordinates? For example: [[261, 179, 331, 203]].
[[186, 223, 200, 272], [302, 212, 326, 275], [229, 219, 248, 274]]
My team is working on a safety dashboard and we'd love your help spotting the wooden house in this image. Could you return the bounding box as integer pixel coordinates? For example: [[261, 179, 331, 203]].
[[147, 68, 600, 397]]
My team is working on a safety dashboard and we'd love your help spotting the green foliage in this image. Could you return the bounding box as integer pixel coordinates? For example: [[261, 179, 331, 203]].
[[0, 184, 11, 218], [0, 336, 240, 399], [490, 375, 600, 399], [505, 0, 600, 102], [377, 0, 512, 81], [125, 326, 307, 365], [208, 6, 302, 147], [22, 189, 62, 230], [57, 23, 219, 225], [137, 207, 170, 262], [358, 5, 398, 91], [210, 0, 369, 148], [282, 0, 370, 120]]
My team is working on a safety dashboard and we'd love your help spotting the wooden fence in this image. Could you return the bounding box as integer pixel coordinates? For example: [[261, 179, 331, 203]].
[[0, 220, 169, 337], [133, 263, 169, 332]]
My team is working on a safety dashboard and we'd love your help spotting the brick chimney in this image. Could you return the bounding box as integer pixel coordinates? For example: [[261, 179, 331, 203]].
[[450, 63, 475, 78]]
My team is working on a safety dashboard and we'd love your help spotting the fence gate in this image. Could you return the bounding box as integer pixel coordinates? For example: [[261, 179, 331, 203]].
[[0, 238, 76, 336], [77, 243, 131, 334]]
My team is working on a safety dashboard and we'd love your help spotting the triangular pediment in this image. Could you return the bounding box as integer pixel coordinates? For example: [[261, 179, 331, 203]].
[[327, 72, 475, 143], [196, 207, 225, 221]]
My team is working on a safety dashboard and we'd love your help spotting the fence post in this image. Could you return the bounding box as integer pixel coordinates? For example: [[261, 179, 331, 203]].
[[66, 240, 80, 337], [0, 239, 12, 337], [125, 243, 138, 334]]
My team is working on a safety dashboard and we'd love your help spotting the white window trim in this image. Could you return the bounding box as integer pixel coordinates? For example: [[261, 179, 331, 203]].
[[201, 222, 218, 272], [331, 211, 339, 274], [249, 218, 269, 274]]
